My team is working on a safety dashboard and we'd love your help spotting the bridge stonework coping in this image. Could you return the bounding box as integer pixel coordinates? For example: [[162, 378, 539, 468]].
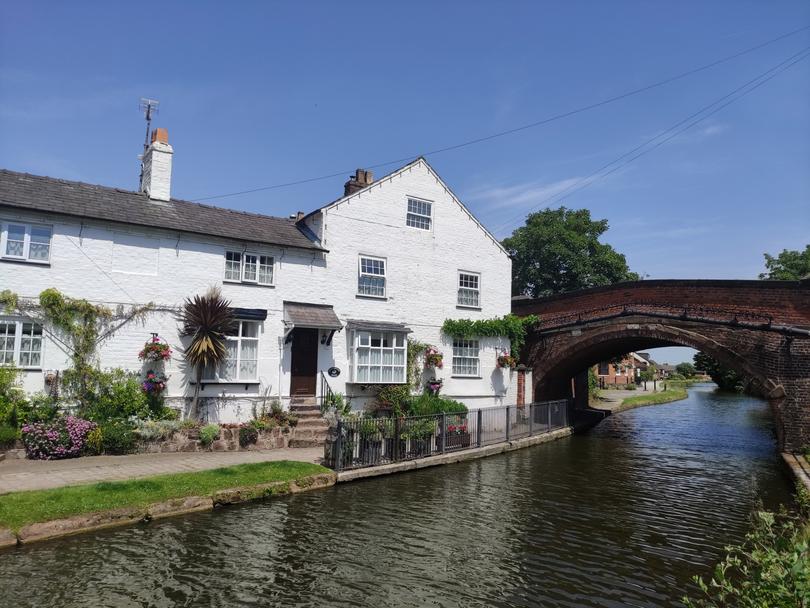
[[512, 279, 810, 451]]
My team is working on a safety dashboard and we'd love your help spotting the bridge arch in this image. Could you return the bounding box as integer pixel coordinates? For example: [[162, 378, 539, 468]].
[[513, 279, 810, 451], [531, 322, 778, 403]]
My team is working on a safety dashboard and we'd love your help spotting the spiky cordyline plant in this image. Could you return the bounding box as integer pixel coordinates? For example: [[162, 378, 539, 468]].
[[180, 287, 234, 418]]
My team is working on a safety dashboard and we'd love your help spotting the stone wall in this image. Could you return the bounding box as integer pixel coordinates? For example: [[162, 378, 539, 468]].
[[138, 425, 305, 454]]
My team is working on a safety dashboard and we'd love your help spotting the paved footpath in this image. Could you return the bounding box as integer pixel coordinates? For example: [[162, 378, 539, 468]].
[[0, 448, 323, 495]]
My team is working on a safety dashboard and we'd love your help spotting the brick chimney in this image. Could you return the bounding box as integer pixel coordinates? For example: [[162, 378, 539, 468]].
[[140, 128, 173, 201], [343, 169, 373, 196]]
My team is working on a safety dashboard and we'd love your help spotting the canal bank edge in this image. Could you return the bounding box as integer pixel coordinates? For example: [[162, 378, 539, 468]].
[[337, 426, 574, 482], [0, 471, 336, 550], [782, 452, 810, 494]]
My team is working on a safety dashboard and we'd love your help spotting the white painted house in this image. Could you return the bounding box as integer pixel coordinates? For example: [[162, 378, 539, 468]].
[[0, 129, 521, 421]]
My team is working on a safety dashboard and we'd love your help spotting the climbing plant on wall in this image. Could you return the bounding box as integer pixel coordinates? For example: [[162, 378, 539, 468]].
[[441, 314, 538, 359], [2, 288, 152, 408]]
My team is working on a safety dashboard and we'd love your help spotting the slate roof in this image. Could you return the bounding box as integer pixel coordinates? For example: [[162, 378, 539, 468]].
[[0, 169, 325, 252]]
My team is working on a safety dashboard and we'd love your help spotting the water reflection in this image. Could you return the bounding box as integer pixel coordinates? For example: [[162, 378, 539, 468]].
[[0, 384, 793, 607]]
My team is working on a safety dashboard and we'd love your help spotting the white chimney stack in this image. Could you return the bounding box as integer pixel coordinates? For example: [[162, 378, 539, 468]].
[[140, 127, 173, 201]]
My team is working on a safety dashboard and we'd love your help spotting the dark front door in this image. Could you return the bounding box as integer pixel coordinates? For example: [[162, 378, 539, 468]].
[[290, 328, 318, 396]]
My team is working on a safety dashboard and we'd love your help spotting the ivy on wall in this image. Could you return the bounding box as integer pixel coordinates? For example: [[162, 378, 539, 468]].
[[441, 314, 538, 357]]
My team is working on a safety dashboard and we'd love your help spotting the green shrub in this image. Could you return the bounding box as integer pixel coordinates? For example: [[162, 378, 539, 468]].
[[0, 424, 18, 449], [180, 418, 199, 430], [683, 488, 809, 607], [625, 384, 637, 390], [98, 420, 136, 455], [374, 385, 411, 415], [200, 423, 220, 446], [321, 392, 352, 416], [239, 425, 259, 447], [407, 393, 468, 416], [133, 419, 182, 441], [16, 393, 60, 426], [85, 427, 103, 455], [0, 366, 28, 427], [77, 368, 151, 423]]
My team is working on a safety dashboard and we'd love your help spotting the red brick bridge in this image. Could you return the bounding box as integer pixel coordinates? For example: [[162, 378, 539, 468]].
[[512, 279, 810, 451]]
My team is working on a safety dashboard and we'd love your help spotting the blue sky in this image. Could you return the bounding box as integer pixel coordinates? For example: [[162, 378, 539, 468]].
[[2, 1, 809, 364]]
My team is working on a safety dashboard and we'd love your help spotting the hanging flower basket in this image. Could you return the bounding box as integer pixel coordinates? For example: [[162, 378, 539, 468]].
[[426, 378, 443, 395], [496, 351, 517, 369], [142, 370, 168, 395], [424, 346, 443, 369], [139, 335, 172, 362]]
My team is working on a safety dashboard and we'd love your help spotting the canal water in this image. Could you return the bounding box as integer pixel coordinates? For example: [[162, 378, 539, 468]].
[[0, 384, 795, 607]]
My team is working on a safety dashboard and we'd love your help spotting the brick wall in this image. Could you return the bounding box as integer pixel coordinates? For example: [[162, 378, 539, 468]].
[[513, 280, 810, 451]]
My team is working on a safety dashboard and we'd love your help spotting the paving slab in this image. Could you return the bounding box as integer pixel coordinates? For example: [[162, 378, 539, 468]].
[[0, 448, 323, 494]]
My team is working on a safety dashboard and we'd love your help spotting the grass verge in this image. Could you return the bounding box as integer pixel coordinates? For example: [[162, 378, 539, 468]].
[[621, 387, 688, 408], [0, 460, 328, 532]]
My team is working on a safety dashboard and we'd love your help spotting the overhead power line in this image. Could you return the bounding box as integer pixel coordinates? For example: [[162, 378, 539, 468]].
[[190, 25, 810, 202], [490, 44, 810, 235], [495, 46, 810, 232]]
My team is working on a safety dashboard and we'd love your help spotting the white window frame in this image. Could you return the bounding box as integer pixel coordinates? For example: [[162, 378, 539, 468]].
[[202, 320, 260, 382], [452, 339, 480, 377], [457, 270, 481, 309], [224, 250, 274, 286], [352, 330, 407, 384], [0, 318, 44, 369], [0, 221, 52, 264], [357, 255, 387, 298], [405, 197, 432, 231]]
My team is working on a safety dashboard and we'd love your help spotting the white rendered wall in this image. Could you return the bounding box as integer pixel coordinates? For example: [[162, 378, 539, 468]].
[[1, 159, 513, 421]]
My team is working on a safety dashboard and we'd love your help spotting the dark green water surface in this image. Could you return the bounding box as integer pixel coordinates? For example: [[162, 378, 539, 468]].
[[0, 384, 794, 607]]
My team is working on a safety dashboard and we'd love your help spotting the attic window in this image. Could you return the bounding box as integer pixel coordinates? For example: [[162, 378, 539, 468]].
[[406, 198, 432, 230], [224, 251, 274, 286]]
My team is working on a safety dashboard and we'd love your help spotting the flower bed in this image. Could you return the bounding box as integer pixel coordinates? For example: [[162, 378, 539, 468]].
[[21, 416, 97, 460]]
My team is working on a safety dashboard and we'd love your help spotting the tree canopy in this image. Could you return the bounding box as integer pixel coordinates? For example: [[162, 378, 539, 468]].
[[502, 207, 639, 297], [758, 245, 810, 280], [693, 352, 744, 392]]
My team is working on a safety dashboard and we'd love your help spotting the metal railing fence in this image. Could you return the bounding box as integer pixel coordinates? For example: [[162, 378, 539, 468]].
[[324, 400, 570, 471]]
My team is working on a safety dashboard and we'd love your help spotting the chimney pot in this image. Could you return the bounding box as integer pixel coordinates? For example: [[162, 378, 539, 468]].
[[151, 127, 169, 144], [343, 168, 374, 197], [295, 211, 305, 221]]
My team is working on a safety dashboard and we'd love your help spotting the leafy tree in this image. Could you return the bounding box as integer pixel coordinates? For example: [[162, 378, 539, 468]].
[[693, 352, 744, 392], [502, 207, 639, 297], [758, 245, 810, 280], [675, 362, 696, 378]]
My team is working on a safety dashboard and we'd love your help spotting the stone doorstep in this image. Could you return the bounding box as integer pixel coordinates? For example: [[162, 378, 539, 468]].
[[2, 472, 337, 549]]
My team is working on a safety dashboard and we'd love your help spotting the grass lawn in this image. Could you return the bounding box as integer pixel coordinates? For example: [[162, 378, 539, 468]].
[[621, 387, 688, 408], [0, 460, 328, 532]]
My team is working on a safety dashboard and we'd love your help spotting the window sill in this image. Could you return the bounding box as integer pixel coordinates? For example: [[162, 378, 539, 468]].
[[192, 380, 261, 387], [223, 279, 275, 288], [451, 375, 483, 379], [0, 257, 50, 267], [456, 305, 482, 311], [355, 294, 388, 301]]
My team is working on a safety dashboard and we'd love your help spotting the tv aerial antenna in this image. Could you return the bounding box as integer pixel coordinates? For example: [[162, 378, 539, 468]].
[[138, 98, 160, 154], [138, 98, 159, 189]]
